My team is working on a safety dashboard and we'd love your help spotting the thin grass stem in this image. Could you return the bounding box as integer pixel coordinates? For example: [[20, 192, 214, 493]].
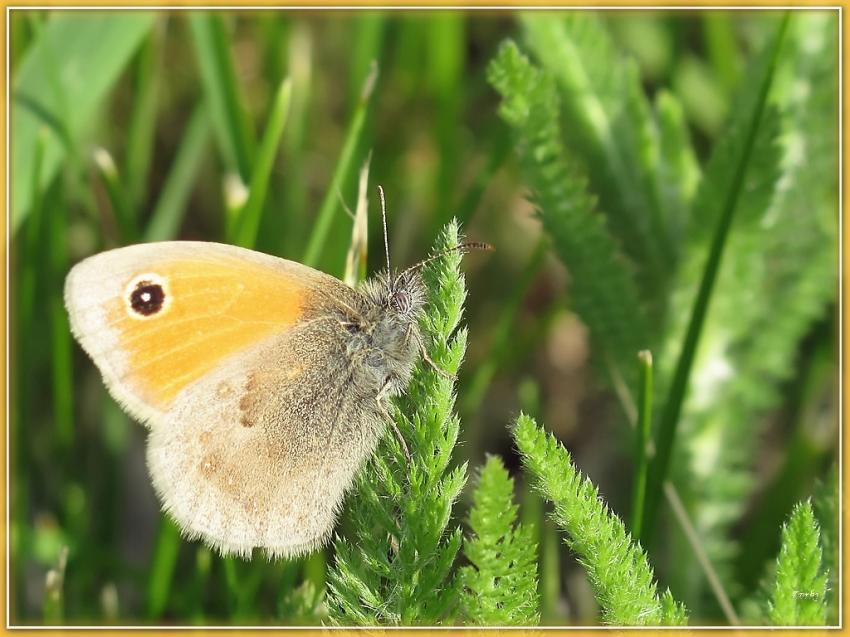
[[630, 350, 653, 540], [302, 62, 377, 267], [641, 13, 791, 543], [231, 77, 293, 248]]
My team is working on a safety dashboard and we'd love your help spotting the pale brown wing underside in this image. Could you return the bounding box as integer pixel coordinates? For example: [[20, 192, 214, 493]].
[[146, 316, 386, 558]]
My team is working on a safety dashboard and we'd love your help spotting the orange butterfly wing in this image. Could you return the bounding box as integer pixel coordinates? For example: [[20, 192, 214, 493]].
[[65, 241, 348, 424]]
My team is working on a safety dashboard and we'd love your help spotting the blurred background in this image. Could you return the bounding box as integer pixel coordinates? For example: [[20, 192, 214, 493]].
[[9, 9, 838, 625]]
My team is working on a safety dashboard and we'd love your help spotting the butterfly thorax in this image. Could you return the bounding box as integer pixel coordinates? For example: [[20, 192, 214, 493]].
[[345, 270, 426, 398]]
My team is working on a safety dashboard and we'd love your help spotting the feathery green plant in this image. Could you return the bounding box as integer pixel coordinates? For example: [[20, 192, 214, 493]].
[[767, 500, 827, 626], [487, 40, 650, 390], [660, 13, 837, 603], [812, 466, 838, 624], [327, 220, 468, 625], [519, 13, 697, 312], [642, 13, 790, 546], [460, 455, 540, 626], [513, 414, 688, 626]]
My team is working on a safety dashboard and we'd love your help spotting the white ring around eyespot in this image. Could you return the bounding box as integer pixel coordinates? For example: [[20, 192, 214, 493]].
[[123, 272, 172, 320]]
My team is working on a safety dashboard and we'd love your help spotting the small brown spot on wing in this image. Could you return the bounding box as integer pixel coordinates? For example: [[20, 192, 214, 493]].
[[239, 389, 256, 428], [216, 381, 233, 398], [200, 452, 221, 476], [238, 370, 273, 428]]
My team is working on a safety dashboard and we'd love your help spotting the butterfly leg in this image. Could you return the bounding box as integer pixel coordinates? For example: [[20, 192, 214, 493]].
[[409, 325, 454, 380], [376, 388, 411, 462]]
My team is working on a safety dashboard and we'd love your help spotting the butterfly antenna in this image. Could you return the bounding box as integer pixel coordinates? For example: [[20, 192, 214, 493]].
[[378, 185, 391, 276], [399, 241, 493, 279]]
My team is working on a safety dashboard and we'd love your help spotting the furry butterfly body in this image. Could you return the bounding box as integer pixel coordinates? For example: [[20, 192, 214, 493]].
[[65, 241, 426, 559]]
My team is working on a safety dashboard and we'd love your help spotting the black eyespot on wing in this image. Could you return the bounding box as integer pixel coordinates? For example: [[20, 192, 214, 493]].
[[130, 281, 166, 316]]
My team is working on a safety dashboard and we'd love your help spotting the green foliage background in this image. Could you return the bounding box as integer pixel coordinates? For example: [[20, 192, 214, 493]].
[[10, 9, 838, 627]]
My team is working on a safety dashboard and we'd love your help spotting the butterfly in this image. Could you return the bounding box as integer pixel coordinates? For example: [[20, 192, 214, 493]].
[[65, 193, 488, 559]]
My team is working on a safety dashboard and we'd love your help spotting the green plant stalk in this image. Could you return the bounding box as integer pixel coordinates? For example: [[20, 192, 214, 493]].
[[12, 130, 48, 622], [126, 29, 161, 212], [640, 13, 790, 543], [630, 350, 653, 540], [143, 103, 210, 242], [231, 77, 292, 248], [19, 128, 47, 325], [302, 63, 377, 267], [426, 13, 464, 230], [607, 347, 740, 623], [188, 13, 255, 180], [189, 547, 212, 621], [519, 483, 560, 623], [703, 14, 741, 94], [48, 195, 73, 450], [93, 147, 136, 243], [146, 517, 181, 618]]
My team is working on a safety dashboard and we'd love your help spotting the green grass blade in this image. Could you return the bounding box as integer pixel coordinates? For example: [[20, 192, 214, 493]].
[[143, 103, 211, 242], [426, 13, 464, 226], [230, 78, 292, 248], [349, 13, 385, 110], [12, 11, 155, 234], [93, 147, 136, 243], [146, 517, 182, 619], [640, 14, 791, 543], [302, 63, 377, 268], [630, 350, 652, 540], [343, 156, 372, 287], [188, 13, 256, 181], [125, 29, 162, 212], [48, 193, 73, 449]]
